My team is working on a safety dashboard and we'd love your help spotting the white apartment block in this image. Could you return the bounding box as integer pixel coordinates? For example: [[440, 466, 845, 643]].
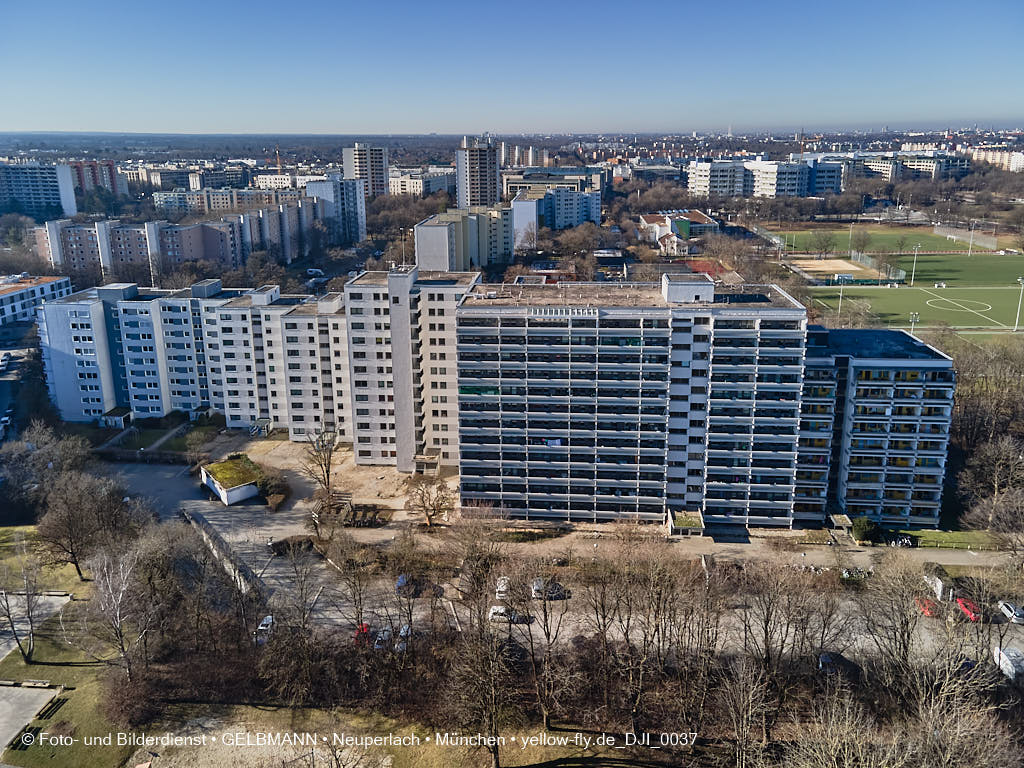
[[456, 136, 500, 208], [254, 174, 297, 189], [746, 161, 810, 197], [36, 204, 315, 280], [511, 188, 601, 247], [0, 162, 77, 218], [686, 160, 747, 198], [39, 268, 476, 471], [455, 275, 954, 529], [414, 206, 514, 271], [0, 275, 72, 326], [343, 144, 389, 198], [153, 187, 304, 216], [39, 271, 954, 530], [389, 171, 455, 197], [304, 175, 367, 246]]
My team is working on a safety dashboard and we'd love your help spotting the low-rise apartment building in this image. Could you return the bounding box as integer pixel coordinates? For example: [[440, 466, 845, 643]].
[[0, 275, 73, 325]]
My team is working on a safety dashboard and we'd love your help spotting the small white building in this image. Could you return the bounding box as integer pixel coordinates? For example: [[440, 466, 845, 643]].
[[201, 457, 261, 505]]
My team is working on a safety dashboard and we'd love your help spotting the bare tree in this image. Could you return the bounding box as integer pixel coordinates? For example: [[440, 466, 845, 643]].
[[719, 657, 770, 768], [851, 230, 872, 255], [184, 429, 208, 468], [0, 536, 42, 663], [965, 489, 1024, 560], [408, 475, 453, 528], [958, 435, 1024, 505], [808, 230, 836, 256], [445, 628, 523, 768], [35, 473, 136, 581], [301, 430, 338, 537], [83, 546, 154, 682]]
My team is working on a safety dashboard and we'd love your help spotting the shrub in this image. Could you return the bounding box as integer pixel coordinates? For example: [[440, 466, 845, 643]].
[[255, 462, 290, 498], [852, 516, 879, 543], [267, 493, 287, 511]]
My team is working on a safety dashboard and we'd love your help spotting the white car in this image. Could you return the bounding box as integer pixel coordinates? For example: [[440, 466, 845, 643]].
[[255, 615, 274, 644], [495, 576, 510, 601], [999, 600, 1024, 624]]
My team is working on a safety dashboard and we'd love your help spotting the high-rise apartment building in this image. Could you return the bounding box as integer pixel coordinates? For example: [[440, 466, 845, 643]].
[[39, 271, 954, 530], [456, 136, 500, 208], [153, 187, 305, 216], [511, 188, 601, 247], [36, 203, 317, 280], [304, 174, 367, 246], [68, 161, 127, 196], [0, 163, 77, 218], [414, 206, 514, 271], [454, 275, 954, 529], [343, 144, 389, 198]]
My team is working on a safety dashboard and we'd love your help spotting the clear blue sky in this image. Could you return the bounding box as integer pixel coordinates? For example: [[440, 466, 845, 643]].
[[2, 0, 1021, 134]]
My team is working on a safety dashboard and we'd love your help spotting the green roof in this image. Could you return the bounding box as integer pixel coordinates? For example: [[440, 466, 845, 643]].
[[204, 457, 260, 489], [672, 513, 704, 529]]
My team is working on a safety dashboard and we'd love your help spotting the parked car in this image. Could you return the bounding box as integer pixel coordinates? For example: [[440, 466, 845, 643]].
[[531, 578, 570, 600], [488, 605, 533, 624], [999, 600, 1024, 624], [817, 651, 862, 681], [395, 574, 443, 599], [994, 646, 1024, 682], [255, 615, 273, 644], [495, 576, 510, 601], [916, 596, 939, 617], [373, 628, 392, 650], [353, 622, 371, 646], [956, 597, 982, 623], [395, 623, 412, 652], [306, 268, 324, 277]]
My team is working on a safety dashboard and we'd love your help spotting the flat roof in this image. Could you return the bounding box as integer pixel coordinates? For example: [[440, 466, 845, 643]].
[[460, 281, 800, 309], [814, 328, 950, 361], [0, 275, 67, 298]]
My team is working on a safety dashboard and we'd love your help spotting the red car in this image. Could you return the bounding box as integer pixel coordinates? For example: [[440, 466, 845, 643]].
[[353, 622, 371, 645], [916, 596, 939, 617], [956, 598, 982, 623]]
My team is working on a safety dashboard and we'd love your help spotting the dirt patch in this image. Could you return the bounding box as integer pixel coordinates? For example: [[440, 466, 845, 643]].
[[790, 257, 877, 277]]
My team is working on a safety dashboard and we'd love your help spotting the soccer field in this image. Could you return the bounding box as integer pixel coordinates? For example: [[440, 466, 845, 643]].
[[888, 252, 1024, 287], [774, 225, 994, 254], [810, 285, 1024, 329]]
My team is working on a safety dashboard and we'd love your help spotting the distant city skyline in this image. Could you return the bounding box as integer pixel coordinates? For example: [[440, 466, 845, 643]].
[[1, 0, 1021, 135]]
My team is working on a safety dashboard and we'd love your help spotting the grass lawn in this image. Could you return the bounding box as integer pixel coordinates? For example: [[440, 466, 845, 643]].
[[889, 252, 1024, 287], [119, 428, 167, 451], [55, 423, 117, 448], [0, 611, 132, 768], [897, 529, 998, 550], [161, 425, 218, 453], [809, 285, 1024, 329], [0, 527, 85, 594], [770, 224, 991, 254]]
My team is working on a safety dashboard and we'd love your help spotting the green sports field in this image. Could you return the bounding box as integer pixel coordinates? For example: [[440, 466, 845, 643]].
[[810, 285, 1024, 329], [773, 224, 1000, 254], [887, 252, 1024, 287]]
